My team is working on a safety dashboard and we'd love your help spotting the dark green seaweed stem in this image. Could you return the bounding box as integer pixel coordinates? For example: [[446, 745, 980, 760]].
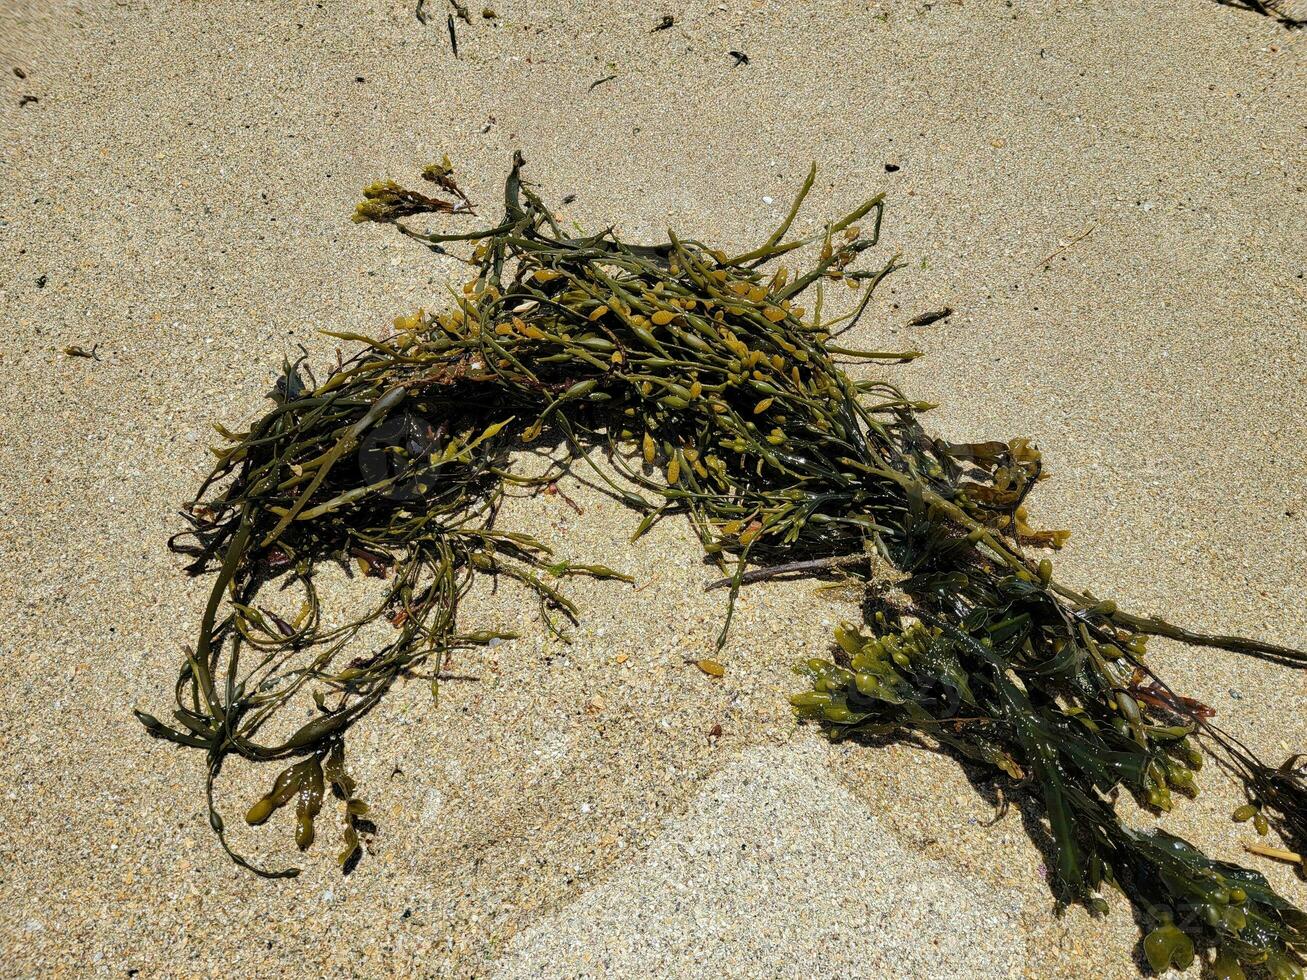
[[139, 155, 1305, 976]]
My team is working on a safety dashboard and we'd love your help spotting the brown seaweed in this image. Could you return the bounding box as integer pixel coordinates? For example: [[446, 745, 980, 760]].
[[138, 155, 1306, 976]]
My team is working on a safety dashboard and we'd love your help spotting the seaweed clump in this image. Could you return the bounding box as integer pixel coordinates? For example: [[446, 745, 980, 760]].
[[139, 154, 1305, 976]]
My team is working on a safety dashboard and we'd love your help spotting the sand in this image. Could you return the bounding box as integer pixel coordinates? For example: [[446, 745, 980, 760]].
[[492, 742, 1029, 978], [0, 0, 1303, 977]]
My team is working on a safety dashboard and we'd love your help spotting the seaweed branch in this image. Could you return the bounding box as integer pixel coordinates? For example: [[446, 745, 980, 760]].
[[139, 155, 1306, 976]]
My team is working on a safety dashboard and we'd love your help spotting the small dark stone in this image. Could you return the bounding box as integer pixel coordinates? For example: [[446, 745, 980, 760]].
[[885, 163, 900, 173]]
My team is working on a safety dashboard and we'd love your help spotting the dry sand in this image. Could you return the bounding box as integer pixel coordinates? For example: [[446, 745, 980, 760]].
[[0, 0, 1304, 977]]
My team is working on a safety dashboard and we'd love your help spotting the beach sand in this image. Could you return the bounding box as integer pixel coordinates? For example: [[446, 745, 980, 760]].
[[0, 0, 1303, 976]]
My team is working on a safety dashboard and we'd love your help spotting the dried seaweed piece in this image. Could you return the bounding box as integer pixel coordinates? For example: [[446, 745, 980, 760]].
[[140, 154, 1306, 976], [421, 155, 474, 213], [353, 180, 461, 224]]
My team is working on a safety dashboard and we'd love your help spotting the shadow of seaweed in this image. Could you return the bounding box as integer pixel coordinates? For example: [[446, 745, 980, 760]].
[[1212, 0, 1304, 28]]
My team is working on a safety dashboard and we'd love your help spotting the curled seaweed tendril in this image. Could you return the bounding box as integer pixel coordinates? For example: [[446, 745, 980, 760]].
[[139, 154, 1305, 974]]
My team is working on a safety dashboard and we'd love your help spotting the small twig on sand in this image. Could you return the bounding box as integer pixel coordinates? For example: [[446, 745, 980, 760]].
[[1244, 841, 1304, 866], [704, 554, 865, 592], [1033, 223, 1095, 270], [544, 481, 583, 515]]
